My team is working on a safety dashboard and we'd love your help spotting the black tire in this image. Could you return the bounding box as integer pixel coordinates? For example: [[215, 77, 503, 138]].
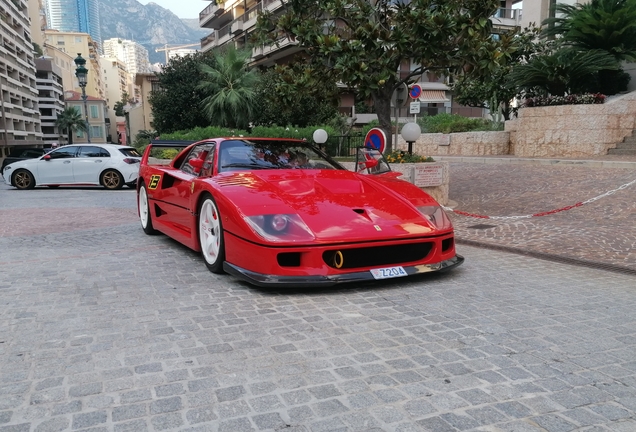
[[198, 194, 226, 273], [138, 183, 158, 235], [12, 169, 36, 190], [101, 169, 123, 190]]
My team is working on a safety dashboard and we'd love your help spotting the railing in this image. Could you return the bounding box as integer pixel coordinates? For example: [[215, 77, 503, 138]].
[[322, 135, 366, 158], [218, 24, 231, 39], [199, 2, 217, 21], [244, 4, 260, 22], [492, 8, 521, 20]]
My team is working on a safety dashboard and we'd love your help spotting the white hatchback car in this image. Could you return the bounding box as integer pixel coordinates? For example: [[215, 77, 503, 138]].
[[3, 144, 141, 190]]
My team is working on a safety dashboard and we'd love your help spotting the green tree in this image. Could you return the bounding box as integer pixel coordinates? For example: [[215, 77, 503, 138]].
[[149, 52, 217, 134], [252, 64, 339, 127], [452, 28, 551, 121], [55, 107, 87, 145], [254, 0, 500, 151], [507, 47, 619, 96], [541, 0, 636, 94], [113, 101, 125, 116], [198, 46, 260, 129]]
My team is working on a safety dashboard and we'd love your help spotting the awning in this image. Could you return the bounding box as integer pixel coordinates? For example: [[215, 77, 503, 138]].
[[419, 90, 449, 103]]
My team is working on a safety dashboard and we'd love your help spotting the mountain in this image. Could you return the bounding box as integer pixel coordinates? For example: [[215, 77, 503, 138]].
[[98, 0, 208, 64]]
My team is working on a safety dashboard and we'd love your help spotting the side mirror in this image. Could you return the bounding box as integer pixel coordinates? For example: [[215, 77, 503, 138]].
[[189, 158, 204, 173], [364, 159, 378, 169], [43, 154, 51, 160]]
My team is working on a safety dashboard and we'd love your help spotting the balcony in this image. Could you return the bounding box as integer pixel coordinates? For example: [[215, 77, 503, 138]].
[[491, 8, 521, 27], [263, 0, 282, 13], [243, 3, 261, 30], [199, 1, 226, 28], [231, 19, 244, 35], [201, 32, 217, 51], [217, 24, 232, 46]]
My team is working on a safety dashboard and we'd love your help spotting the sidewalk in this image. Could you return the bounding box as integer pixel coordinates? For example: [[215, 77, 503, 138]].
[[439, 154, 636, 274]]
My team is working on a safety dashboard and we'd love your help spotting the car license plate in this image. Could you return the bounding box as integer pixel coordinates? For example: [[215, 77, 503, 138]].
[[370, 266, 408, 280]]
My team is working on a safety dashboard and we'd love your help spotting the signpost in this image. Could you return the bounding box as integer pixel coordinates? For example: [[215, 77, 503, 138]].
[[409, 84, 422, 99], [364, 128, 387, 154], [413, 163, 444, 187], [409, 102, 420, 114]]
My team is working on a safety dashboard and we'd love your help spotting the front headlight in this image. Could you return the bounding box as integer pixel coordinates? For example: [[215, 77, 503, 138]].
[[417, 206, 453, 231], [244, 214, 315, 243]]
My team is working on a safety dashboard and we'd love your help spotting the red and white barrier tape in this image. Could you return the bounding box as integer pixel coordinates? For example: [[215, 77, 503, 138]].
[[442, 178, 636, 220]]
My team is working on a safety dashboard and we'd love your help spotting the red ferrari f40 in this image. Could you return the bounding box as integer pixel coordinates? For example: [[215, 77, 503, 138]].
[[137, 137, 463, 287]]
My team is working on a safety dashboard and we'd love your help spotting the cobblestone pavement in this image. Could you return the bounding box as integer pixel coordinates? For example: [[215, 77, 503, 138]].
[[1, 183, 636, 432], [446, 160, 636, 272]]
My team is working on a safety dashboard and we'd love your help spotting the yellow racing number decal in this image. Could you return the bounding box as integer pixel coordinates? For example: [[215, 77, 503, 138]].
[[148, 174, 161, 190]]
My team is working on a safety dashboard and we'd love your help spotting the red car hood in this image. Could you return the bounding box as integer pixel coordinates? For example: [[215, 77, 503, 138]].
[[213, 169, 444, 243]]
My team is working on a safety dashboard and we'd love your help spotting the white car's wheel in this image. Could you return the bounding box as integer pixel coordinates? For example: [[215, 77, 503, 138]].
[[198, 194, 225, 273], [138, 183, 158, 235], [13, 169, 36, 190]]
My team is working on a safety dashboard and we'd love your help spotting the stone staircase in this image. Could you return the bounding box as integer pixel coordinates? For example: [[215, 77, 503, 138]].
[[608, 131, 636, 155]]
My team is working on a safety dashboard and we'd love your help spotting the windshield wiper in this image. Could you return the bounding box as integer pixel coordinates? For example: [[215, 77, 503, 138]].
[[221, 163, 269, 170]]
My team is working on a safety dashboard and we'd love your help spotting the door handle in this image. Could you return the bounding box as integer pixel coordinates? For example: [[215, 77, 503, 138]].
[[95, 160, 102, 163], [63, 160, 71, 164]]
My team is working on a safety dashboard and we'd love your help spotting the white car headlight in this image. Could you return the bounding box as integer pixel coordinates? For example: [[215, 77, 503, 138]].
[[244, 214, 315, 243], [417, 206, 453, 231]]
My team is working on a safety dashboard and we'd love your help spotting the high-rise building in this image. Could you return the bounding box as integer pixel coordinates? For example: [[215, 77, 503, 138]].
[[102, 38, 151, 76], [44, 0, 102, 52], [0, 0, 43, 152], [35, 57, 65, 145]]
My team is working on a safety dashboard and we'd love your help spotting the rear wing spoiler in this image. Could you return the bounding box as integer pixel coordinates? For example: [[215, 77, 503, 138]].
[[141, 140, 196, 165]]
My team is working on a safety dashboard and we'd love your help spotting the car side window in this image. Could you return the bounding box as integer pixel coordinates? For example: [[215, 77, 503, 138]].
[[23, 150, 45, 158], [199, 145, 216, 178], [181, 144, 212, 175], [78, 146, 109, 158], [47, 147, 78, 159]]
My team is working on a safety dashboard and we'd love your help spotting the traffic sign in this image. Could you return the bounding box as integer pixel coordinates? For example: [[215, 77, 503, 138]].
[[364, 128, 387, 154], [409, 102, 421, 114], [409, 84, 422, 99], [390, 83, 409, 108]]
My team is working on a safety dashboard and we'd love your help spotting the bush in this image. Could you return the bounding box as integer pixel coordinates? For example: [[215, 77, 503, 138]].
[[385, 150, 435, 163], [160, 149, 179, 159], [417, 113, 502, 134], [523, 93, 606, 107]]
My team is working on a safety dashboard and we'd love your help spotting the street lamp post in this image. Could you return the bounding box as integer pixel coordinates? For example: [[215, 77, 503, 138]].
[[74, 53, 91, 143], [401, 122, 421, 155]]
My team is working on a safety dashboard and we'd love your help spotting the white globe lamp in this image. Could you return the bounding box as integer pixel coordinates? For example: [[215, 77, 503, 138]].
[[313, 129, 328, 148], [401, 122, 421, 154]]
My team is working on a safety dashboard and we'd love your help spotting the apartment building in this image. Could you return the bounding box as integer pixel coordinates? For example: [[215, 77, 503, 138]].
[[126, 73, 157, 144], [44, 0, 102, 53], [102, 38, 151, 76], [63, 90, 107, 144], [35, 57, 64, 145], [198, 0, 522, 120], [0, 0, 43, 153], [27, 0, 46, 47], [43, 29, 104, 99], [102, 57, 130, 142]]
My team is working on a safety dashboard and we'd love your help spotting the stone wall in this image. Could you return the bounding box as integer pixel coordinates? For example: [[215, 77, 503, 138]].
[[341, 161, 450, 206], [507, 92, 636, 157], [394, 131, 510, 156]]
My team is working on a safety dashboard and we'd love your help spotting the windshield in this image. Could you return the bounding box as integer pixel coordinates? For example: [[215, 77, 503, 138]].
[[218, 140, 343, 173]]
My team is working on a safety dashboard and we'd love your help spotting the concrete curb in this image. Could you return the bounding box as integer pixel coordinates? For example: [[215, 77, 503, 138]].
[[457, 238, 636, 276], [435, 156, 636, 169]]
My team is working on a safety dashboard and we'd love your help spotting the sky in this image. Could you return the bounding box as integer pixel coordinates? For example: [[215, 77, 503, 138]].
[[137, 0, 205, 19]]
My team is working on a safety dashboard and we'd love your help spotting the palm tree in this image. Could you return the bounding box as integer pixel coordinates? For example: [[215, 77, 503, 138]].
[[198, 46, 260, 129], [507, 48, 619, 96], [55, 107, 87, 145], [542, 0, 636, 62], [541, 0, 636, 94]]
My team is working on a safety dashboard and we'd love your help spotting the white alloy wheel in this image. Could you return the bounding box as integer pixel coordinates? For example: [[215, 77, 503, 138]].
[[199, 196, 225, 273], [138, 184, 157, 234]]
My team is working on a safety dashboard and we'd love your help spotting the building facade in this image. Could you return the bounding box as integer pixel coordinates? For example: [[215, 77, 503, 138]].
[[43, 30, 104, 99], [35, 57, 64, 145], [63, 90, 107, 144], [0, 0, 43, 154], [102, 57, 131, 142], [44, 0, 102, 53], [126, 73, 158, 144], [102, 38, 151, 76]]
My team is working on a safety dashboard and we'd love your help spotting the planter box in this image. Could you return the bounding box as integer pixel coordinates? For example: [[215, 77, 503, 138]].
[[342, 161, 450, 206]]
